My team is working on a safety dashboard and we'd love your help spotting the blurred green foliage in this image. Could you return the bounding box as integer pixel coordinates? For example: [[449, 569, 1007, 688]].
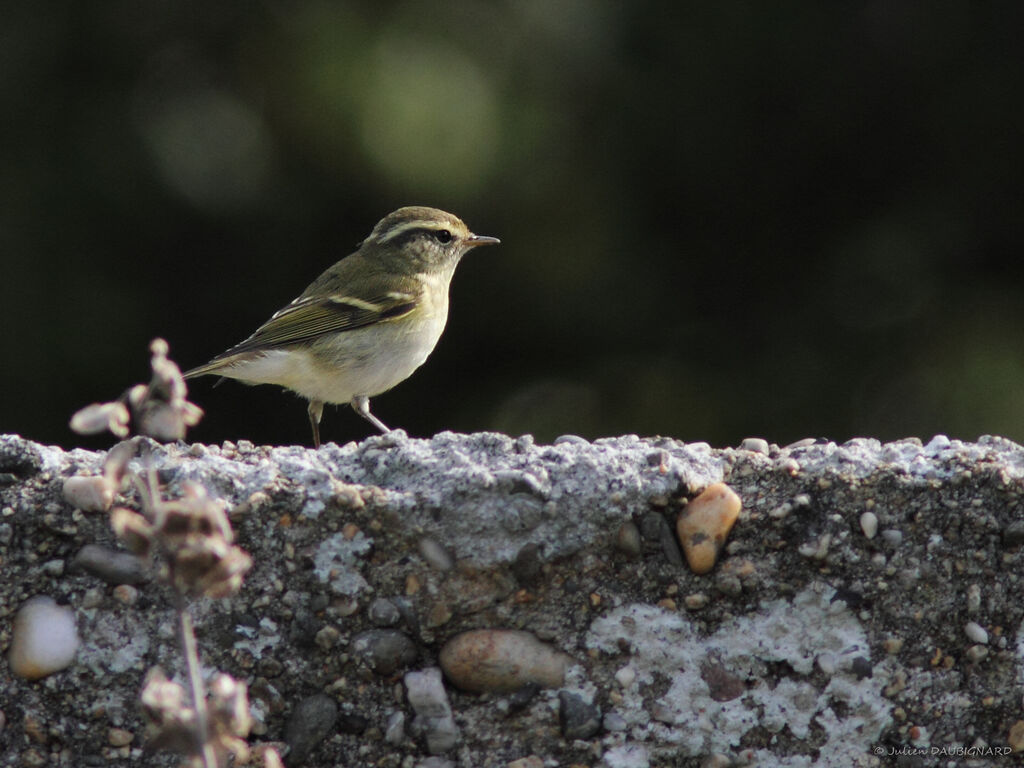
[[3, 2, 1024, 448]]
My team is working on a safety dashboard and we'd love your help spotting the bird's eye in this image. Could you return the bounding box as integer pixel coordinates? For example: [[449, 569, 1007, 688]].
[[433, 229, 453, 244]]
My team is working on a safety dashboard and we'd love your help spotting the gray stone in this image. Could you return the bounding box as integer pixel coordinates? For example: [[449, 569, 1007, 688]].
[[739, 437, 770, 454], [284, 693, 338, 765], [1003, 519, 1024, 547], [558, 691, 601, 740], [640, 512, 683, 566], [510, 542, 543, 586], [69, 544, 149, 585], [405, 667, 457, 754], [351, 629, 417, 675], [368, 597, 402, 627], [384, 710, 406, 746]]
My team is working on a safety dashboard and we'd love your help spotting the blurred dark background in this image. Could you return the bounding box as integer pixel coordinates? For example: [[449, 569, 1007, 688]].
[[4, 2, 1024, 449]]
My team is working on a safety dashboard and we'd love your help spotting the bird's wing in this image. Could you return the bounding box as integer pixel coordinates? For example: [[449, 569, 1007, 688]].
[[185, 291, 418, 375]]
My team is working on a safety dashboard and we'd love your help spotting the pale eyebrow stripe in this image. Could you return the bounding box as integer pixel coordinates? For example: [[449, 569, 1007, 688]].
[[376, 220, 450, 244]]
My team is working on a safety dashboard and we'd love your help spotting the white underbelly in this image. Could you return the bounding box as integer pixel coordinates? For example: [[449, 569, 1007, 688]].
[[220, 311, 447, 404]]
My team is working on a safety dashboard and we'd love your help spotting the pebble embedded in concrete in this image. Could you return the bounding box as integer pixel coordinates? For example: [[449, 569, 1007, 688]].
[[8, 596, 79, 680], [438, 629, 572, 692], [61, 475, 114, 513], [558, 691, 601, 740], [351, 629, 418, 675], [641, 512, 683, 566], [112, 584, 138, 606], [107, 728, 133, 747], [614, 521, 642, 558], [405, 667, 458, 754], [1008, 720, 1024, 752], [69, 544, 148, 585], [419, 537, 454, 571], [384, 710, 406, 746], [739, 437, 770, 454], [684, 592, 709, 610], [368, 597, 401, 627], [285, 693, 338, 765], [966, 584, 982, 614], [859, 511, 878, 539], [615, 665, 636, 688], [964, 621, 988, 644], [507, 756, 545, 768], [676, 483, 741, 574]]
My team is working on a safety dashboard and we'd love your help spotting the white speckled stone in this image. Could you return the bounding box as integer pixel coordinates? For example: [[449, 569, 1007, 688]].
[[859, 511, 878, 539], [965, 621, 988, 644], [8, 596, 79, 679]]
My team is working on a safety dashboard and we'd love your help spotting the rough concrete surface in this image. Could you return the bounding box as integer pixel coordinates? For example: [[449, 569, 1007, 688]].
[[2, 430, 1024, 767]]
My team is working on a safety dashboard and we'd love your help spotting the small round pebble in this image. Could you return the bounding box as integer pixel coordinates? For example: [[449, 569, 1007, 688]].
[[368, 598, 401, 627], [439, 629, 572, 693], [1008, 720, 1024, 752], [614, 665, 636, 688], [507, 757, 544, 768], [314, 625, 340, 651], [384, 710, 406, 746], [285, 694, 338, 765], [107, 728, 133, 747], [881, 529, 903, 547], [419, 537, 454, 571], [404, 667, 457, 754], [553, 434, 588, 445], [966, 584, 982, 614], [614, 522, 642, 558], [684, 592, 709, 610], [1002, 520, 1024, 547], [739, 437, 770, 454], [112, 585, 138, 606], [883, 637, 904, 655], [351, 629, 418, 675], [964, 621, 988, 644], [506, 682, 541, 713], [62, 475, 114, 513], [69, 545, 148, 586], [859, 511, 878, 539], [965, 644, 988, 663], [602, 712, 628, 732], [417, 759, 455, 768], [510, 543, 543, 586], [558, 691, 601, 740], [8, 596, 79, 680], [641, 512, 683, 566], [676, 483, 742, 574]]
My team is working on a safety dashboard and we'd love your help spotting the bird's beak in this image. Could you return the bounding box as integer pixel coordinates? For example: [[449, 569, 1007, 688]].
[[466, 234, 500, 248]]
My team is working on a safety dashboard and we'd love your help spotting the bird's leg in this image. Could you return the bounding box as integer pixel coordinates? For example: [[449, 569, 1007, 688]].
[[307, 399, 324, 448], [351, 395, 390, 433]]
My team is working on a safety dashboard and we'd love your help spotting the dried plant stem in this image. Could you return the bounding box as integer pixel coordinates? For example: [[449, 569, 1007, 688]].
[[176, 595, 217, 768]]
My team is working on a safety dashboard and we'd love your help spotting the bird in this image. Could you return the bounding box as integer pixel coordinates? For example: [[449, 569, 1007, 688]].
[[184, 206, 499, 447]]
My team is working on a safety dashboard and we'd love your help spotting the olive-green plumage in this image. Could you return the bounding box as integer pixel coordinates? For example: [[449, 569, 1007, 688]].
[[185, 207, 499, 447]]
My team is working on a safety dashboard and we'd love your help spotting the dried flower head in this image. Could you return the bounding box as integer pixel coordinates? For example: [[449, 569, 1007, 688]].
[[140, 668, 199, 756], [111, 507, 156, 556], [158, 483, 252, 599], [68, 339, 203, 442], [141, 669, 256, 767], [70, 401, 131, 438], [132, 339, 204, 442]]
